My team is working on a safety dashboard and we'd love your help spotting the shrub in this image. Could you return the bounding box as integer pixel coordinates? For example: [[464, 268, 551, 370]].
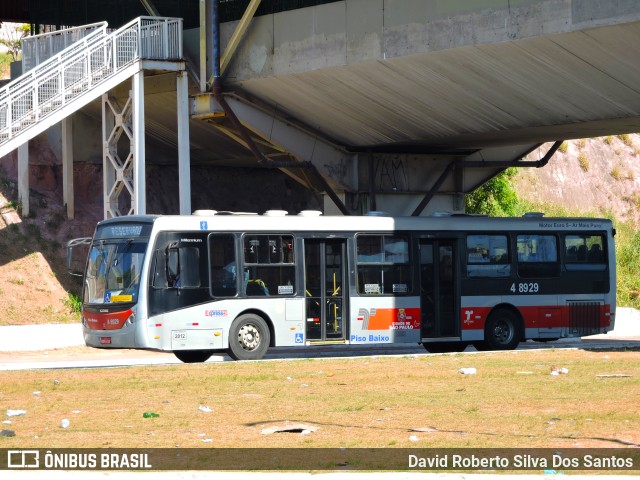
[[610, 166, 623, 181], [578, 152, 590, 172], [465, 168, 522, 217], [617, 134, 633, 147]]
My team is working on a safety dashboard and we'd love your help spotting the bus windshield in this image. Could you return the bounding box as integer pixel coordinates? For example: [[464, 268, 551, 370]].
[[84, 239, 147, 305]]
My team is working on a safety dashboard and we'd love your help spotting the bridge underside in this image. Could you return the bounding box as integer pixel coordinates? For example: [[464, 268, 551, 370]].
[[157, 2, 640, 215]]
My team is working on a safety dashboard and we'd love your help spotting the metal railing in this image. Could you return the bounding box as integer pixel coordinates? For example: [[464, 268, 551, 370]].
[[21, 22, 108, 72], [0, 17, 182, 147]]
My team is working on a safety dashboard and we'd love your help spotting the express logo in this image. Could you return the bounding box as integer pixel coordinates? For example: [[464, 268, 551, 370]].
[[205, 310, 228, 317]]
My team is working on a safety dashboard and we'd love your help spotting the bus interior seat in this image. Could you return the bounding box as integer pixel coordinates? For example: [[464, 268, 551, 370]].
[[246, 280, 268, 296]]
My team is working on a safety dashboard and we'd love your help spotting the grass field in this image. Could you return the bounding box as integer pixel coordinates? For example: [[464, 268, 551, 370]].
[[2, 349, 639, 451]]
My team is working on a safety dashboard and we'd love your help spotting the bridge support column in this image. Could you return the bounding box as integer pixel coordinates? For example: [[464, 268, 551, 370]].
[[101, 72, 147, 219], [132, 71, 146, 215], [62, 116, 74, 219], [177, 70, 191, 215], [102, 89, 134, 218], [18, 142, 29, 217]]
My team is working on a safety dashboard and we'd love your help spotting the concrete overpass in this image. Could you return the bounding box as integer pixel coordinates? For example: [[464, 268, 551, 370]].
[[2, 0, 640, 216]]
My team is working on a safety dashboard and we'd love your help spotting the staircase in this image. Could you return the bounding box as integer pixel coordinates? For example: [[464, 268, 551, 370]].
[[0, 17, 183, 159]]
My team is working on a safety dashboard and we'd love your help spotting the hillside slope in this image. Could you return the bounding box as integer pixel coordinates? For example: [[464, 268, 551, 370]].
[[516, 135, 640, 224]]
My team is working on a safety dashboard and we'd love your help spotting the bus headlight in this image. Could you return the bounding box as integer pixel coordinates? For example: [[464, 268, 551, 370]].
[[125, 311, 136, 326]]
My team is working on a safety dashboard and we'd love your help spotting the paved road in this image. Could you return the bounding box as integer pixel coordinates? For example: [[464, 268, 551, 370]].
[[2, 337, 639, 371], [0, 312, 638, 371]]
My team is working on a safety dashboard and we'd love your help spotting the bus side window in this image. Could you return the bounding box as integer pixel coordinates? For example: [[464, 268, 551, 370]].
[[466, 234, 510, 278], [166, 244, 180, 286], [165, 243, 201, 288], [209, 234, 238, 297], [565, 234, 606, 271], [242, 234, 295, 296], [151, 250, 168, 288], [516, 234, 560, 278], [356, 234, 410, 294]]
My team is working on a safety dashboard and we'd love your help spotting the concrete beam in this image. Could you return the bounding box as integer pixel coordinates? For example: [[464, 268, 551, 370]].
[[223, 95, 355, 191]]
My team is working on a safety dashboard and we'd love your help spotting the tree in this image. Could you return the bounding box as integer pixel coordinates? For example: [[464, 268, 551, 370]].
[[465, 168, 520, 217], [0, 23, 30, 62]]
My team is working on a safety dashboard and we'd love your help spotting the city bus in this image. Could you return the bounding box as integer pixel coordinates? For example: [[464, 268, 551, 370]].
[[68, 209, 616, 362]]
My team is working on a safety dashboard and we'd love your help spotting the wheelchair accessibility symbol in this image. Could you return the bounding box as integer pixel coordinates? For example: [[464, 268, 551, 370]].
[[294, 333, 304, 344]]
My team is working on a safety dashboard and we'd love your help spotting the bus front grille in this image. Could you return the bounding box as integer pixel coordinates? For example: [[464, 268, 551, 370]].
[[567, 301, 601, 336]]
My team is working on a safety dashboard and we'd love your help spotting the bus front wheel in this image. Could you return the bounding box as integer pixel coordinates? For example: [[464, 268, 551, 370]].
[[228, 314, 270, 361], [174, 350, 214, 363], [482, 309, 522, 351]]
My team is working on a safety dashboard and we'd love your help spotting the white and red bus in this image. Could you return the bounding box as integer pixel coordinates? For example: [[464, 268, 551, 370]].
[[68, 210, 616, 362]]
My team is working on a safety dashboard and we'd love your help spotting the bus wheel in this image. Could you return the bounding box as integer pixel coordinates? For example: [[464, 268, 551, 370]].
[[228, 314, 270, 361], [484, 309, 522, 350], [174, 350, 214, 363], [422, 342, 468, 353]]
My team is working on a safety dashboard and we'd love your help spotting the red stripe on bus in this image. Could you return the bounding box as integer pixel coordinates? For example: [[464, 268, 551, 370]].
[[460, 304, 612, 330]]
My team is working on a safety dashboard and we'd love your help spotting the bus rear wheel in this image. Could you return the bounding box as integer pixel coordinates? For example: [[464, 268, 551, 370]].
[[422, 342, 468, 353], [483, 309, 522, 351], [174, 350, 214, 363], [228, 314, 270, 361]]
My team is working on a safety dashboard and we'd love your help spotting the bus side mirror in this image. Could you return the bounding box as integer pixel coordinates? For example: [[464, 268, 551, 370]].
[[66, 237, 92, 277]]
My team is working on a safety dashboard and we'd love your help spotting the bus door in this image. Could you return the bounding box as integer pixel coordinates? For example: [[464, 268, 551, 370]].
[[419, 239, 460, 340], [304, 239, 346, 342]]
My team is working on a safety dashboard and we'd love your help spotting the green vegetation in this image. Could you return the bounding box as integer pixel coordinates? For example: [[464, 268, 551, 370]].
[[465, 168, 520, 217], [0, 51, 11, 79], [557, 141, 568, 154], [610, 166, 623, 181], [615, 221, 640, 306], [65, 292, 83, 314], [578, 152, 590, 172], [0, 23, 29, 62], [618, 134, 634, 147]]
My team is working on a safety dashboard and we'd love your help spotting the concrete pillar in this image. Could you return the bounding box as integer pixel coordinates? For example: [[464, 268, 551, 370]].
[[132, 70, 146, 215], [176, 70, 191, 215], [62, 116, 74, 219], [199, 0, 213, 92], [17, 142, 29, 216]]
